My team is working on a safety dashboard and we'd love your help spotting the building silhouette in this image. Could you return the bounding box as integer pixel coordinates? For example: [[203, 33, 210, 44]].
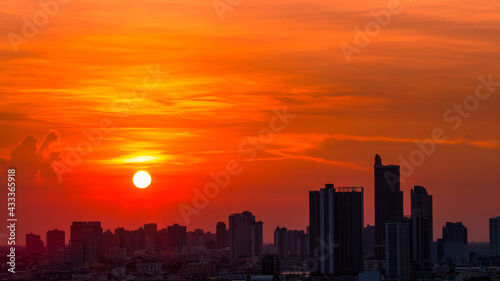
[[252, 221, 264, 258], [26, 233, 44, 253], [386, 218, 410, 280], [216, 222, 228, 249], [144, 223, 157, 252], [437, 222, 468, 262], [410, 186, 433, 263], [262, 245, 280, 275], [491, 217, 500, 257], [309, 184, 364, 276], [229, 211, 262, 259], [70, 222, 103, 264], [46, 229, 65, 253], [274, 226, 289, 258], [167, 223, 186, 255], [374, 154, 403, 258], [363, 225, 375, 259]]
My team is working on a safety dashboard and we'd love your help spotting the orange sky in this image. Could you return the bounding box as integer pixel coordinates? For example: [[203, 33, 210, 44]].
[[1, 0, 500, 245]]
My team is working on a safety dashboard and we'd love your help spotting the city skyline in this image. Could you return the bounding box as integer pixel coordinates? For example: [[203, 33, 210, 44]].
[[1, 152, 497, 247], [2, 0, 500, 279], [1, 0, 500, 249]]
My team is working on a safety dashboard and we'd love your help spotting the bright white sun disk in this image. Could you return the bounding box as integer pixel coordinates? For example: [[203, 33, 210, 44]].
[[133, 171, 151, 188]]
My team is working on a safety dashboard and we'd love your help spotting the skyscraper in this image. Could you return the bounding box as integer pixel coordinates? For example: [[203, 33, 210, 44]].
[[167, 223, 186, 255], [442, 222, 467, 243], [437, 222, 468, 262], [274, 226, 289, 258], [374, 154, 403, 257], [144, 223, 157, 251], [309, 190, 321, 261], [46, 229, 65, 253], [309, 184, 364, 276], [229, 211, 262, 259], [491, 217, 500, 257], [410, 186, 433, 263], [386, 218, 410, 280], [70, 222, 103, 264], [363, 225, 375, 259], [26, 233, 44, 253], [274, 227, 308, 259], [252, 221, 264, 258], [216, 222, 228, 249]]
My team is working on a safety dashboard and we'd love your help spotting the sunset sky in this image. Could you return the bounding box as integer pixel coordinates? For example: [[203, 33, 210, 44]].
[[1, 0, 500, 245]]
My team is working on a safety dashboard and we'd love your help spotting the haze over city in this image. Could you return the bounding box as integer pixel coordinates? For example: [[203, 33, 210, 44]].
[[1, 0, 500, 248]]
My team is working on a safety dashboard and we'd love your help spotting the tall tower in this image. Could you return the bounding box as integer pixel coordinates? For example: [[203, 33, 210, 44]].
[[229, 211, 261, 259], [70, 222, 103, 264], [26, 233, 44, 253], [374, 154, 403, 257], [274, 226, 289, 258], [437, 222, 468, 262], [144, 223, 157, 252], [46, 229, 65, 253], [386, 218, 410, 280], [216, 222, 228, 249], [167, 223, 186, 255], [410, 186, 433, 263], [491, 217, 500, 257], [252, 221, 264, 258], [309, 184, 364, 276]]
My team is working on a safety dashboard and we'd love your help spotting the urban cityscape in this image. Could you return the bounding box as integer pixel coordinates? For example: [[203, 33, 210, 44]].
[[1, 154, 499, 281]]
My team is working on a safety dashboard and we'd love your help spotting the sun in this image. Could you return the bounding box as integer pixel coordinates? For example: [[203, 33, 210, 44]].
[[133, 171, 151, 189]]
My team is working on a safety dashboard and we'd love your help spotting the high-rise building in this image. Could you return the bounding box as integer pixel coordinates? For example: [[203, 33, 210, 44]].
[[309, 184, 364, 276], [437, 222, 468, 262], [374, 154, 403, 258], [144, 223, 157, 251], [252, 221, 263, 258], [274, 227, 308, 259], [363, 225, 375, 259], [274, 226, 289, 258], [216, 222, 228, 249], [70, 222, 103, 264], [410, 186, 433, 263], [46, 229, 65, 253], [167, 223, 186, 255], [26, 233, 44, 253], [386, 218, 410, 281], [491, 217, 500, 257], [442, 222, 467, 244], [229, 211, 263, 259], [309, 190, 321, 260]]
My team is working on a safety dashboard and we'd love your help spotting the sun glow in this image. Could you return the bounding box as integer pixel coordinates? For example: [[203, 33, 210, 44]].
[[133, 171, 151, 188]]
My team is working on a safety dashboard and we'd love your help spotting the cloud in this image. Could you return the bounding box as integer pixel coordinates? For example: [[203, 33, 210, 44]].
[[1, 130, 62, 186]]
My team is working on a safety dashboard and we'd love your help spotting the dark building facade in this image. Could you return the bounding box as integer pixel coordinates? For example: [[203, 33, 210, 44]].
[[442, 222, 467, 244], [491, 217, 500, 257], [410, 186, 433, 263], [309, 184, 364, 276], [386, 218, 410, 280], [229, 211, 262, 259], [26, 233, 44, 253], [374, 154, 403, 257], [46, 229, 65, 253], [70, 221, 103, 264], [167, 223, 186, 255], [216, 222, 228, 249], [437, 222, 468, 262]]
